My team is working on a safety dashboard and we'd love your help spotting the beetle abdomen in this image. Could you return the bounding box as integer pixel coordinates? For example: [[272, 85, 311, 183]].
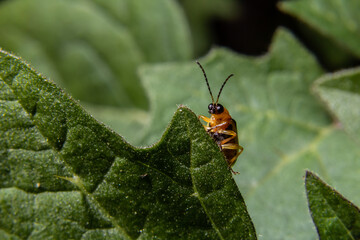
[[209, 119, 239, 164]]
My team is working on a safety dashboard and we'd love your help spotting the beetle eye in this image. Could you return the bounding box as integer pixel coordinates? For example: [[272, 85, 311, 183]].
[[216, 104, 224, 113], [208, 103, 215, 114]]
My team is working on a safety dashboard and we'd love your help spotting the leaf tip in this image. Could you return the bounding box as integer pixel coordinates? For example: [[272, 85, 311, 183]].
[[55, 174, 83, 188], [305, 170, 313, 179], [304, 170, 323, 189]]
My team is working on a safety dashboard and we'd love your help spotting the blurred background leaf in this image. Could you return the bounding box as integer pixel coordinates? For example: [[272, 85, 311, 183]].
[[280, 0, 360, 57], [138, 29, 360, 239], [0, 0, 192, 110], [178, 0, 239, 56], [313, 68, 360, 145], [279, 0, 360, 70]]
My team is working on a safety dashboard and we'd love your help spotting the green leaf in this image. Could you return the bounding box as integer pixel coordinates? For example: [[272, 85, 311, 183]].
[[83, 103, 150, 146], [305, 171, 360, 239], [0, 50, 256, 239], [90, 0, 192, 62], [138, 28, 360, 239], [313, 68, 360, 144], [178, 0, 238, 55], [0, 0, 192, 109], [279, 0, 360, 58]]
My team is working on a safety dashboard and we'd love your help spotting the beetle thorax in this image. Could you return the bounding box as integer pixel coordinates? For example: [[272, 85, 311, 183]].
[[209, 107, 232, 129]]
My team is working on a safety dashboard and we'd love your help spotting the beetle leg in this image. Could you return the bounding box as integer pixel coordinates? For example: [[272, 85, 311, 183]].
[[221, 143, 243, 151], [229, 166, 240, 175], [209, 122, 227, 128], [217, 129, 237, 145], [198, 115, 211, 123], [205, 122, 230, 133], [198, 115, 212, 131], [221, 143, 244, 167]]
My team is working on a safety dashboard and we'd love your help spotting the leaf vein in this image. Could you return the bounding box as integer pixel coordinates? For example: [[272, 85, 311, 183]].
[[247, 126, 334, 198], [315, 184, 356, 239], [187, 120, 225, 240]]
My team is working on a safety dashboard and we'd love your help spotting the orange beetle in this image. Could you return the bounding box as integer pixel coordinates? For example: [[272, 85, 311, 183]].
[[196, 61, 243, 174]]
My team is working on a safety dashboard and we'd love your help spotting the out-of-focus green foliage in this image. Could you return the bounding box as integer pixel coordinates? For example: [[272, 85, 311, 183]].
[[0, 0, 193, 109], [178, 0, 238, 56], [280, 0, 360, 69], [313, 67, 360, 144]]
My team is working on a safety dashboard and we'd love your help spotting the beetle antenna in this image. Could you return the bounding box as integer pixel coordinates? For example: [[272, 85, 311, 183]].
[[196, 61, 215, 104], [216, 73, 234, 104]]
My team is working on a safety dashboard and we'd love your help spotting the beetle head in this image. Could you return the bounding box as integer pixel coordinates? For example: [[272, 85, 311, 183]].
[[208, 103, 224, 114]]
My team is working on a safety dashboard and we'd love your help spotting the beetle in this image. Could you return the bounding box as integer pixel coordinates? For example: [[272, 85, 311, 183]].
[[196, 61, 243, 174]]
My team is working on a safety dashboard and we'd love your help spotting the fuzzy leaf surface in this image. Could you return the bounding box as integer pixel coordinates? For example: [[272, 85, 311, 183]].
[[0, 50, 255, 239], [305, 171, 360, 239]]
